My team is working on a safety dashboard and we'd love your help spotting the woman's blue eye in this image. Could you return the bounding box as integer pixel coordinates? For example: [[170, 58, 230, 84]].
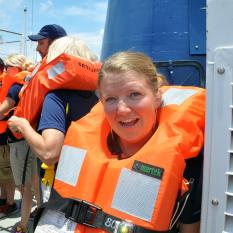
[[129, 92, 141, 98], [105, 97, 117, 103]]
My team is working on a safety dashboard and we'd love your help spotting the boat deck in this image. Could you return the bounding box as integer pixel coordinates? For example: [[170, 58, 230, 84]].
[[0, 190, 35, 233]]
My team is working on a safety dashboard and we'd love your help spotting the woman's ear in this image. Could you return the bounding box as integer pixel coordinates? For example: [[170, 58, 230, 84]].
[[155, 89, 162, 109]]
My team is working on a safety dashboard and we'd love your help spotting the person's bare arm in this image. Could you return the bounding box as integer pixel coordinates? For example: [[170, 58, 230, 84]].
[[8, 116, 64, 165], [0, 97, 16, 120]]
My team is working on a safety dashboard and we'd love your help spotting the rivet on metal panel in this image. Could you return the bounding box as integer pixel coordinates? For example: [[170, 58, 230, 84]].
[[217, 67, 225, 74], [211, 199, 219, 205], [195, 45, 199, 49]]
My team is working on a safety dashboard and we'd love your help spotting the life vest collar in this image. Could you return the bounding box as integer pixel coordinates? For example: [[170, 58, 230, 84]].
[[12, 53, 101, 139]]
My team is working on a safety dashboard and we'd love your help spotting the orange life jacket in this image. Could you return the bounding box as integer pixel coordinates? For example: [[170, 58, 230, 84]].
[[36, 86, 205, 233], [0, 71, 28, 134], [0, 72, 6, 85], [0, 72, 6, 95], [0, 71, 29, 103], [17, 58, 48, 98], [13, 53, 101, 132]]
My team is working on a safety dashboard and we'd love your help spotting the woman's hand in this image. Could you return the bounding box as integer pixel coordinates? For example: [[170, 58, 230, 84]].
[[8, 116, 30, 133]]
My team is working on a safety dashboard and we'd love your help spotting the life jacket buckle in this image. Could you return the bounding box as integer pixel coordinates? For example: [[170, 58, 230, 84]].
[[65, 198, 102, 228], [114, 220, 134, 233]]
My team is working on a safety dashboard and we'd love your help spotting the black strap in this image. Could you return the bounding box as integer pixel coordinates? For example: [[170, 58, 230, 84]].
[[93, 211, 168, 233], [169, 178, 194, 230], [22, 146, 30, 186], [33, 189, 169, 233]]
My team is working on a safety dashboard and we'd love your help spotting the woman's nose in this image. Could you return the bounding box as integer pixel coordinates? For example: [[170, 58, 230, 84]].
[[117, 99, 131, 113]]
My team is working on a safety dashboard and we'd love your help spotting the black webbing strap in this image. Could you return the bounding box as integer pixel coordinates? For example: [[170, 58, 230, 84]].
[[22, 146, 30, 186], [33, 189, 169, 233], [169, 178, 195, 230], [93, 211, 169, 233]]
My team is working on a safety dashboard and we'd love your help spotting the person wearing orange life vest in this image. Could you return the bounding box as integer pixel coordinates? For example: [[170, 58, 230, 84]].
[[0, 57, 16, 216], [32, 51, 205, 233], [0, 25, 67, 233], [0, 54, 34, 220], [0, 54, 41, 231], [0, 58, 6, 88], [8, 27, 98, 233], [11, 40, 100, 133], [8, 36, 99, 202], [0, 57, 7, 132], [19, 24, 68, 100]]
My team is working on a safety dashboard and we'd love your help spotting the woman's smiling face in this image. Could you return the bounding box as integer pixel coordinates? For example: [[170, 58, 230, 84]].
[[100, 70, 161, 148]]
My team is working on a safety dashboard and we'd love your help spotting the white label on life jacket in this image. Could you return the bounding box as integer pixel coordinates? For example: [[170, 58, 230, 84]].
[[47, 62, 65, 79], [35, 209, 76, 233], [162, 88, 198, 106], [112, 168, 160, 221], [55, 145, 86, 186]]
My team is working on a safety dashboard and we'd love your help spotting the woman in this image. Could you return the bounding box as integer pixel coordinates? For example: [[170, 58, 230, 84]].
[[33, 51, 205, 233]]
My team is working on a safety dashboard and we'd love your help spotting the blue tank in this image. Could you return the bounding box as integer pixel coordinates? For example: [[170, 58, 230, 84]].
[[101, 0, 206, 87]]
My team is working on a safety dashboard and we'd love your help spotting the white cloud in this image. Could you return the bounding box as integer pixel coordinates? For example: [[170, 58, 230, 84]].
[[0, 41, 23, 59], [0, 11, 9, 27], [0, 0, 24, 29], [0, 0, 24, 12], [0, 0, 24, 59], [73, 29, 105, 59], [40, 0, 54, 12], [64, 1, 107, 22], [0, 0, 108, 61]]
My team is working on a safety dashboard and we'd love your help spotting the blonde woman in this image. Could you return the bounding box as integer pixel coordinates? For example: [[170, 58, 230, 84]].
[[46, 35, 97, 63], [32, 51, 204, 233]]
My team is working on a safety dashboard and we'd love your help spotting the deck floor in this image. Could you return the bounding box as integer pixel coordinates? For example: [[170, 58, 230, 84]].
[[0, 190, 36, 233]]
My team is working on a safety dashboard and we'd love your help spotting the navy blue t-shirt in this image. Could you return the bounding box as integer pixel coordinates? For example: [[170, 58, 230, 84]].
[[37, 89, 98, 134], [7, 83, 22, 104]]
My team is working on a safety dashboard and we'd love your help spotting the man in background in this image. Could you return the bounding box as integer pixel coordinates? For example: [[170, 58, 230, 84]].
[[28, 24, 67, 59]]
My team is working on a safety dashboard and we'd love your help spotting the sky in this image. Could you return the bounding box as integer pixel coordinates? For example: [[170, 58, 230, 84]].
[[0, 0, 108, 61]]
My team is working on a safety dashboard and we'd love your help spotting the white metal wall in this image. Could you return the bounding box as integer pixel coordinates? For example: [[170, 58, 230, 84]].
[[202, 0, 233, 232]]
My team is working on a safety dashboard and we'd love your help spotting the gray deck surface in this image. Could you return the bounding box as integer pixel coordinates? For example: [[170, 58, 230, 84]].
[[0, 190, 36, 233]]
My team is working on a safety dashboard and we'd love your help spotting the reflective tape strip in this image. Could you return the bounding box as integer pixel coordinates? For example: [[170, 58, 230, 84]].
[[35, 209, 76, 233], [30, 62, 41, 78], [55, 145, 86, 186], [111, 168, 160, 221], [162, 88, 198, 106], [47, 62, 65, 79]]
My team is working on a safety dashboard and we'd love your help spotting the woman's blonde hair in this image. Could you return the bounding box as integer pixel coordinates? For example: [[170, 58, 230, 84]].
[[98, 51, 167, 93], [46, 36, 98, 63], [5, 53, 34, 71]]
